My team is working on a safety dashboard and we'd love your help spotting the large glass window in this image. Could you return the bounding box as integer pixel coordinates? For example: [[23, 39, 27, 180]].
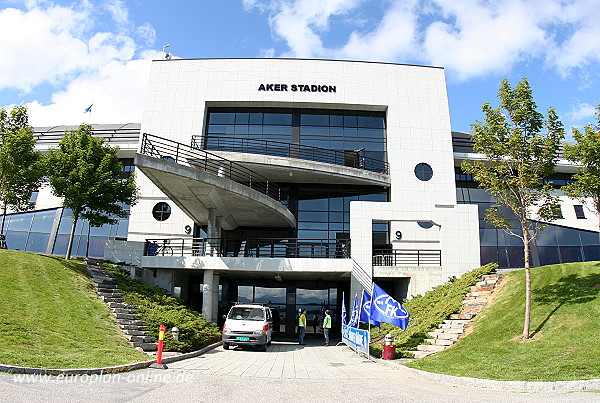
[[205, 107, 387, 172]]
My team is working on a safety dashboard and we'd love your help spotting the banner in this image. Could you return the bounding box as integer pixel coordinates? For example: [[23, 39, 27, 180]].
[[371, 283, 410, 330], [359, 289, 380, 327], [342, 324, 369, 355], [347, 294, 360, 328], [341, 292, 347, 325]]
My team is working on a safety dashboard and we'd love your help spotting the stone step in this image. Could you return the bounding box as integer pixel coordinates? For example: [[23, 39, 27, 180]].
[[112, 308, 135, 314], [417, 344, 447, 352], [119, 319, 144, 326], [99, 292, 124, 298], [433, 338, 455, 346], [437, 326, 463, 333], [408, 350, 436, 359], [108, 302, 136, 309], [123, 329, 147, 336], [481, 274, 500, 281], [439, 322, 466, 330], [115, 313, 141, 320], [132, 342, 158, 351], [444, 319, 470, 326], [435, 332, 461, 341], [120, 324, 146, 331], [126, 335, 156, 343], [102, 297, 124, 303]]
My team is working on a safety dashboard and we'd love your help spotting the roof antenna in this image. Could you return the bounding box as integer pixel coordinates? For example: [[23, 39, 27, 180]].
[[162, 44, 172, 60]]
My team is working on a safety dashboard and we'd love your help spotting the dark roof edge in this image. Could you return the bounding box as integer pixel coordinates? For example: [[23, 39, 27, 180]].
[[151, 57, 444, 70]]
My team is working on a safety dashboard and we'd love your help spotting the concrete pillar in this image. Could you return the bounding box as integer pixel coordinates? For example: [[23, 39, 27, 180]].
[[202, 269, 215, 322], [212, 273, 220, 321], [207, 209, 217, 256], [214, 216, 222, 255]]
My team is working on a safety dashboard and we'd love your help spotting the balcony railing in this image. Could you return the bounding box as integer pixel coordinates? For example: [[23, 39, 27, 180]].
[[192, 136, 389, 174], [140, 134, 289, 205], [144, 238, 351, 259], [372, 249, 442, 266]]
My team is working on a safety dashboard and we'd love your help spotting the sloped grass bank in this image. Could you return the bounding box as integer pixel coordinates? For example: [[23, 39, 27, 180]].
[[104, 264, 221, 352], [370, 263, 498, 357], [406, 261, 600, 381], [0, 250, 148, 368]]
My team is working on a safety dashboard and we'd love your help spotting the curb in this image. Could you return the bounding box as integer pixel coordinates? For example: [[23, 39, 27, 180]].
[[376, 359, 600, 392], [0, 341, 222, 376]]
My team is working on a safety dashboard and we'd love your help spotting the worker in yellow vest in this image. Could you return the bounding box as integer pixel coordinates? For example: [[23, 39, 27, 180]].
[[323, 310, 332, 346], [298, 309, 307, 345]]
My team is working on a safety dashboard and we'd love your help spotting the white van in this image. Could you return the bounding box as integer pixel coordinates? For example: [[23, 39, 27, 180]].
[[222, 304, 273, 351]]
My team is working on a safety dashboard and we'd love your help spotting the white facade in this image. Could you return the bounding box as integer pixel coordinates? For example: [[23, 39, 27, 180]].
[[125, 58, 481, 310]]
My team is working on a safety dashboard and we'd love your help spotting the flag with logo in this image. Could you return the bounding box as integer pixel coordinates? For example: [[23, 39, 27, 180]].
[[370, 283, 410, 330], [359, 289, 380, 327], [341, 292, 347, 325], [347, 294, 360, 328]]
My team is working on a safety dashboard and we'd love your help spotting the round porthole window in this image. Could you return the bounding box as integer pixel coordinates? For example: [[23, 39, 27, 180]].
[[415, 163, 433, 181], [152, 202, 171, 221]]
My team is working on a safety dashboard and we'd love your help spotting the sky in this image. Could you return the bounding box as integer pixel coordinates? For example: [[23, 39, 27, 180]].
[[1, 0, 599, 135]]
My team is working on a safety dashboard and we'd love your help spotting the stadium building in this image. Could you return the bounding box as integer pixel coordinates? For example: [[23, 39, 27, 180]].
[[2, 58, 598, 338]]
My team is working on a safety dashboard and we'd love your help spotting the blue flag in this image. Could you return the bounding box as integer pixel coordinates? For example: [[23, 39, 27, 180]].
[[359, 289, 380, 327], [341, 292, 347, 325], [370, 283, 410, 330], [347, 294, 360, 328]]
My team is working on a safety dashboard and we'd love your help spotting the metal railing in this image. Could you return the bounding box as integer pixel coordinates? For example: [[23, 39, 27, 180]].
[[140, 134, 289, 204], [144, 237, 351, 259], [372, 249, 442, 266], [192, 136, 389, 174]]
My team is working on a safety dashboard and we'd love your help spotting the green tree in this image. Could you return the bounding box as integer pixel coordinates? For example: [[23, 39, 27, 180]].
[[46, 124, 138, 259], [562, 105, 600, 238], [0, 106, 44, 236], [461, 78, 564, 339]]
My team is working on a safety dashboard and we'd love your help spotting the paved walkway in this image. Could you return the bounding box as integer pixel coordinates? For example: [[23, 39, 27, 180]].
[[168, 340, 394, 379]]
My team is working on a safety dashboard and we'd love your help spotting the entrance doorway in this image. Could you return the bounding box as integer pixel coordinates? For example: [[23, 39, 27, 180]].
[[219, 278, 345, 340]]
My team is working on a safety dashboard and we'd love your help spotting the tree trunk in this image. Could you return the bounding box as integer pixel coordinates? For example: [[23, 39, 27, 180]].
[[1, 201, 7, 234], [66, 214, 79, 260], [522, 229, 531, 339]]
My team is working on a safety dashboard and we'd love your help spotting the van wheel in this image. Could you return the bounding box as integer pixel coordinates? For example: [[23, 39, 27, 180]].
[[267, 338, 272, 346], [223, 343, 230, 350]]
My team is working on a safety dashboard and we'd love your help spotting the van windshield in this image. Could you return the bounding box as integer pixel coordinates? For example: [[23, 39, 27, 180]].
[[228, 307, 265, 321]]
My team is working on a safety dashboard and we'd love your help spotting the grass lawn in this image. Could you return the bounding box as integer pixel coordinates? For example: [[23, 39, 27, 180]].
[[406, 261, 600, 381], [0, 250, 148, 368]]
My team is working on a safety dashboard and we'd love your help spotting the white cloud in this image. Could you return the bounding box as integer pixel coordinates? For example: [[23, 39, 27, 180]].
[[24, 50, 162, 127], [566, 102, 597, 125], [0, 1, 159, 126], [246, 0, 600, 80]]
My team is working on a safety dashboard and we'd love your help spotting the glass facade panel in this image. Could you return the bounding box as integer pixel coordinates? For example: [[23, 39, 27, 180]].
[[5, 231, 28, 250], [25, 232, 50, 253], [254, 287, 286, 304], [456, 166, 600, 268], [238, 286, 253, 303], [205, 108, 387, 173], [7, 212, 34, 231]]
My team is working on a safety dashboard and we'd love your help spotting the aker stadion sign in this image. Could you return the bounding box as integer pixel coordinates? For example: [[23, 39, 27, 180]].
[[258, 83, 337, 93]]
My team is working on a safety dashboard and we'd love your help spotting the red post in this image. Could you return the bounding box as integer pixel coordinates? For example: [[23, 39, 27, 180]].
[[150, 324, 168, 369], [156, 324, 165, 364]]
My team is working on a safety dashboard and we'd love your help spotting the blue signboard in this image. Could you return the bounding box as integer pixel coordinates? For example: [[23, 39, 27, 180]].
[[342, 324, 370, 355]]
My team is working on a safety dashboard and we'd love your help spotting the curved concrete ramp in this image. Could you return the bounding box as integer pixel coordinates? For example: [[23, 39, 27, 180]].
[[210, 151, 391, 186], [135, 153, 296, 230]]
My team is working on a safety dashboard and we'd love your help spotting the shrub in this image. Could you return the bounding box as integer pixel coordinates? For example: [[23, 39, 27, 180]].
[[369, 263, 498, 357], [104, 264, 221, 352]]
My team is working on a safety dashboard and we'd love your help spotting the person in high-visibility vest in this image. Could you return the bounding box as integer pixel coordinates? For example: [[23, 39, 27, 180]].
[[298, 310, 307, 345], [323, 310, 332, 346]]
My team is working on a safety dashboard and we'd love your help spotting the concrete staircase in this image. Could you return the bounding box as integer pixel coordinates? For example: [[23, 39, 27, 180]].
[[408, 273, 503, 359], [86, 261, 157, 353]]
